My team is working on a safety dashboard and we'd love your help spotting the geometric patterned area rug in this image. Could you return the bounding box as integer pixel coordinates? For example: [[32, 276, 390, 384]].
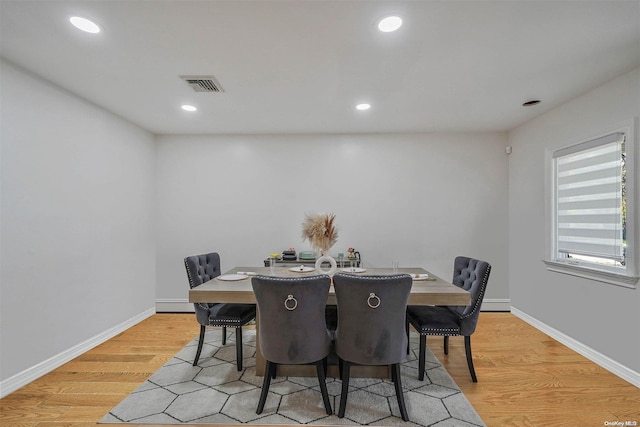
[[100, 329, 485, 426]]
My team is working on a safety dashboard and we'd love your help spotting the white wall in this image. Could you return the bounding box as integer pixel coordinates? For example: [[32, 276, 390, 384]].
[[156, 132, 509, 310], [0, 61, 157, 391], [508, 68, 640, 378], [1, 47, 635, 398]]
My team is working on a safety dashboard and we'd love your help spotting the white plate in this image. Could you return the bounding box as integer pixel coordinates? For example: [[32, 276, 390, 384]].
[[236, 271, 257, 276], [289, 266, 315, 273], [339, 267, 367, 273], [217, 274, 249, 281], [411, 274, 431, 281]]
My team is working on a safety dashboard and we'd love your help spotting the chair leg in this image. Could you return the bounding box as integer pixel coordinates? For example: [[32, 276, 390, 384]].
[[222, 326, 227, 345], [405, 317, 410, 355], [464, 336, 478, 382], [315, 360, 333, 415], [257, 361, 276, 414], [444, 336, 449, 355], [235, 327, 243, 371], [338, 360, 351, 418], [418, 334, 426, 381], [193, 325, 206, 366], [392, 363, 409, 422]]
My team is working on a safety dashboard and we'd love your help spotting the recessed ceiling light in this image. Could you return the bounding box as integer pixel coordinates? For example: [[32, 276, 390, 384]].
[[69, 16, 101, 34], [356, 103, 371, 111], [522, 99, 541, 107], [378, 16, 402, 32], [181, 104, 197, 112]]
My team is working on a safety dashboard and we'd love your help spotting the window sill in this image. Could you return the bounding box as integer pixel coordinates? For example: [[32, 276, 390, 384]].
[[543, 260, 638, 289]]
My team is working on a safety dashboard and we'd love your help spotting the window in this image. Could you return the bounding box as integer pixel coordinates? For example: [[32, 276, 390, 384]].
[[545, 123, 638, 288]]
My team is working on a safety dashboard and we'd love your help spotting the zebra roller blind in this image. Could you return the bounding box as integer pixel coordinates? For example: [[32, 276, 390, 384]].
[[554, 132, 625, 261]]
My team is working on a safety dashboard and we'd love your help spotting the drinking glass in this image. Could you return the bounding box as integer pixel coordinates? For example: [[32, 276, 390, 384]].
[[269, 257, 276, 275], [392, 261, 399, 274]]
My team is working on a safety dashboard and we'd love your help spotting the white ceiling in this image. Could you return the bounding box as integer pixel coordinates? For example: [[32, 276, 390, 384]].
[[1, 0, 639, 135]]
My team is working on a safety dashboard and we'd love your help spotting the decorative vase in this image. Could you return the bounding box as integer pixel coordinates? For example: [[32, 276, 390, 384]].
[[315, 254, 337, 276]]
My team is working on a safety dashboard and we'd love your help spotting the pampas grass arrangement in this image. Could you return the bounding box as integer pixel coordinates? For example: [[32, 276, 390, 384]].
[[302, 213, 338, 254]]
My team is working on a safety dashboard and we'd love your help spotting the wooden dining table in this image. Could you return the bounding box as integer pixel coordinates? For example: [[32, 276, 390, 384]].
[[189, 265, 470, 377]]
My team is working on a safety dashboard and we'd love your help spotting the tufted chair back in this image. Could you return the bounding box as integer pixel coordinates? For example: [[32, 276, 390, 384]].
[[184, 252, 221, 325], [448, 256, 491, 335], [185, 252, 221, 288]]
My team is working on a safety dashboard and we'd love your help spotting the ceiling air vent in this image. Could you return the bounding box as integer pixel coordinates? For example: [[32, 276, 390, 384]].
[[180, 75, 224, 93]]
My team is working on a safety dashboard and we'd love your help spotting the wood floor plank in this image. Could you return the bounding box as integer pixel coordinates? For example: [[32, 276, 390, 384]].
[[50, 405, 116, 422], [42, 394, 125, 407], [34, 371, 152, 383], [0, 405, 69, 422], [13, 381, 139, 395], [36, 422, 103, 427], [73, 354, 156, 363], [1, 312, 638, 427]]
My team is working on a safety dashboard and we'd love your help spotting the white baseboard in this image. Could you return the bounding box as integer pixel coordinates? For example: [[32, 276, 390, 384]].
[[481, 298, 511, 311], [511, 307, 640, 388], [156, 298, 194, 312], [0, 307, 156, 399], [156, 298, 512, 313]]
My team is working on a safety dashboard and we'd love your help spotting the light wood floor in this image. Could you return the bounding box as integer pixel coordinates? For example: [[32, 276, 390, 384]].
[[1, 313, 638, 427]]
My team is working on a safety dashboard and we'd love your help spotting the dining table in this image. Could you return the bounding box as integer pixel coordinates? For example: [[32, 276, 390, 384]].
[[189, 265, 471, 378]]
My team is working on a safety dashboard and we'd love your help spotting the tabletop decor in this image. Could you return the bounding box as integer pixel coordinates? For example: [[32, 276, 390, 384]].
[[302, 213, 338, 275]]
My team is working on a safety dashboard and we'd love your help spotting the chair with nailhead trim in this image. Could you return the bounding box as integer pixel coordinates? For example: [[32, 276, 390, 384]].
[[406, 256, 491, 382], [251, 274, 333, 415], [333, 273, 412, 421], [184, 252, 256, 370]]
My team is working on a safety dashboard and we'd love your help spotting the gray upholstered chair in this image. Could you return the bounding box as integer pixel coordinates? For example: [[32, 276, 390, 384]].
[[251, 274, 333, 415], [333, 273, 412, 421], [184, 252, 256, 370], [406, 256, 491, 382]]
